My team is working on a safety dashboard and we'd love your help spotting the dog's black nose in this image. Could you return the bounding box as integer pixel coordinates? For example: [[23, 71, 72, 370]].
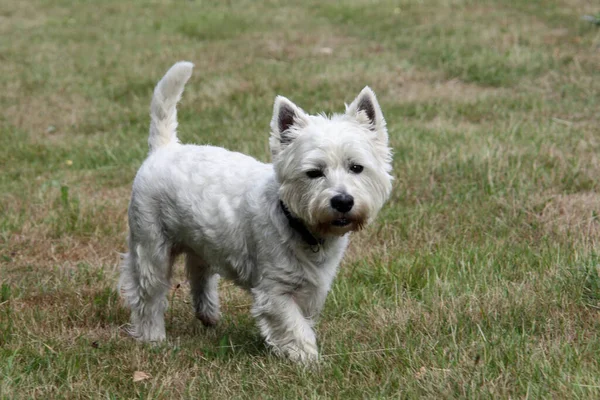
[[330, 194, 354, 213]]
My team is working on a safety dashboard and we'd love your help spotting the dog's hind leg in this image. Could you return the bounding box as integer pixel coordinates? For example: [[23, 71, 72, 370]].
[[119, 238, 174, 342], [185, 253, 220, 327]]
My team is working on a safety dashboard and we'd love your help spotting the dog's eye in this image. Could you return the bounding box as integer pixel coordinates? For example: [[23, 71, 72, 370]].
[[306, 169, 324, 179], [350, 164, 364, 174]]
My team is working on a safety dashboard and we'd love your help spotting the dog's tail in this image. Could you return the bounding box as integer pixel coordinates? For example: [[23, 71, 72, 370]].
[[148, 61, 194, 153]]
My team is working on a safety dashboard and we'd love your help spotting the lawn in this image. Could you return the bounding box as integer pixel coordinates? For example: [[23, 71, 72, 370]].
[[1, 0, 600, 397]]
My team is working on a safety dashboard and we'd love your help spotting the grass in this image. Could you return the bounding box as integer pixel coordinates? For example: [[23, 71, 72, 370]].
[[1, 0, 600, 397]]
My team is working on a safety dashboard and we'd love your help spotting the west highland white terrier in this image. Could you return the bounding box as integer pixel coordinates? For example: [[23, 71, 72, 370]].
[[119, 61, 393, 363]]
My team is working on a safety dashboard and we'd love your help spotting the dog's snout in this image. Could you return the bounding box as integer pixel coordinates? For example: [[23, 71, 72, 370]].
[[330, 194, 354, 213]]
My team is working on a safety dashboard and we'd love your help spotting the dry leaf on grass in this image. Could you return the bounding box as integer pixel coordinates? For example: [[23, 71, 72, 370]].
[[133, 371, 151, 382], [415, 366, 427, 379]]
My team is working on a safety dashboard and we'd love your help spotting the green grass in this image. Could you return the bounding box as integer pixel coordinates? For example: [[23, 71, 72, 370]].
[[1, 0, 600, 397]]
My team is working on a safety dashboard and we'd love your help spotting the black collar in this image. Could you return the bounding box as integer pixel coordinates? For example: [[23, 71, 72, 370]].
[[279, 201, 324, 250]]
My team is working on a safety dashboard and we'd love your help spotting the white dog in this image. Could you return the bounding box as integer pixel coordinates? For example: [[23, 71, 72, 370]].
[[119, 61, 393, 363]]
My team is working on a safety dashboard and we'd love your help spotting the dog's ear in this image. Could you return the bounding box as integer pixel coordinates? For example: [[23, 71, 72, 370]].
[[270, 96, 309, 156], [346, 86, 388, 144]]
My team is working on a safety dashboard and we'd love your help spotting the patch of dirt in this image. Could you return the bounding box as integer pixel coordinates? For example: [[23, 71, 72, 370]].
[[262, 31, 362, 61], [0, 3, 49, 34], [391, 77, 505, 104], [5, 235, 122, 275], [3, 92, 96, 140], [423, 116, 482, 132], [536, 192, 600, 240]]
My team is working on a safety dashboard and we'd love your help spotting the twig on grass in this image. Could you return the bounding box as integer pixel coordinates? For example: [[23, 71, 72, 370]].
[[322, 347, 401, 358]]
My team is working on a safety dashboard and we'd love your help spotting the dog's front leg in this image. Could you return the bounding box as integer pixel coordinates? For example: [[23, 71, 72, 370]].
[[251, 288, 318, 363]]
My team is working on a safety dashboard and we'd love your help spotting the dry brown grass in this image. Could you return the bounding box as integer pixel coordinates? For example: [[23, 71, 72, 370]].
[[536, 192, 600, 240]]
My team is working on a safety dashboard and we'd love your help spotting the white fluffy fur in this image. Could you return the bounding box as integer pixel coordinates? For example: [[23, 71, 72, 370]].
[[119, 61, 393, 363]]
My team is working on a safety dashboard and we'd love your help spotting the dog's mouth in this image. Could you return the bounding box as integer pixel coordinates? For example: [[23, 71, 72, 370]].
[[331, 218, 351, 227], [316, 211, 367, 235]]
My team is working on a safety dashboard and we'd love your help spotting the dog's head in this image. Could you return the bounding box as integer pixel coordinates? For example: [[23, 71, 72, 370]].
[[270, 87, 393, 236]]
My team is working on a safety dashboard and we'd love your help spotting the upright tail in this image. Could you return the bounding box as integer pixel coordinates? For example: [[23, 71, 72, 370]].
[[148, 61, 194, 152]]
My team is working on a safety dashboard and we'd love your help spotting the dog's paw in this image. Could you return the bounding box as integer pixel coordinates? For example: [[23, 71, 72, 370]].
[[195, 311, 220, 327], [124, 323, 166, 342], [276, 340, 319, 365], [142, 332, 167, 342]]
